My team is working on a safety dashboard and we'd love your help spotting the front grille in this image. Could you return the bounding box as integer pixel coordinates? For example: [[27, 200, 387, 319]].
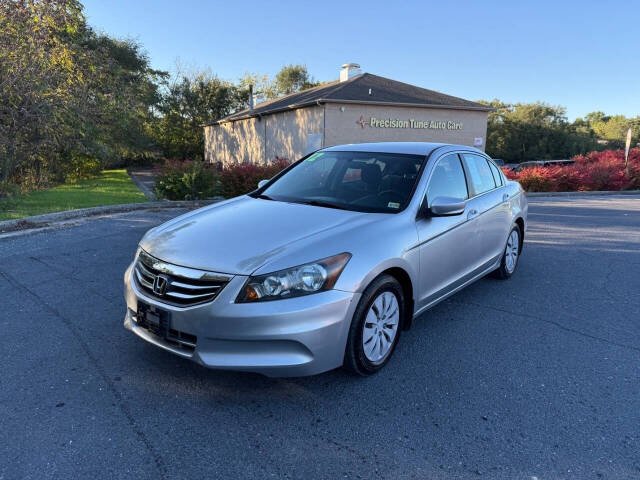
[[133, 250, 230, 307]]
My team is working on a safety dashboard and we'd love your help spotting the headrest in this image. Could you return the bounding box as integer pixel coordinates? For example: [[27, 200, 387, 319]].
[[389, 162, 417, 177], [360, 164, 382, 186]]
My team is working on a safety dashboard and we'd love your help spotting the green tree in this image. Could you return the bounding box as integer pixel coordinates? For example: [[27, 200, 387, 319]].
[[237, 72, 276, 102], [273, 64, 318, 96], [0, 0, 164, 193], [155, 73, 243, 159], [237, 64, 319, 102], [84, 35, 166, 164], [580, 112, 640, 147], [584, 111, 607, 125], [479, 100, 599, 162]]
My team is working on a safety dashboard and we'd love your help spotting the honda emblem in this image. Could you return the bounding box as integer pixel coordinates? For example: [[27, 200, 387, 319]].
[[152, 275, 169, 296]]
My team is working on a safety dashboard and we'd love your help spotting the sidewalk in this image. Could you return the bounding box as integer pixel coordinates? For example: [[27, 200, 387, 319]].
[[127, 168, 157, 200]]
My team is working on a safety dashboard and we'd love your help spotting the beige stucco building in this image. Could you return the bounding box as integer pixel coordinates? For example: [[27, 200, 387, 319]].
[[204, 65, 491, 165]]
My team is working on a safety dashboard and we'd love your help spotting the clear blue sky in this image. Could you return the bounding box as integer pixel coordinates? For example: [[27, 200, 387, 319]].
[[82, 0, 639, 120]]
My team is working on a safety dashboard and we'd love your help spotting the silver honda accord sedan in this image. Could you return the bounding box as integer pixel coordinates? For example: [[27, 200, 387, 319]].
[[124, 142, 527, 377]]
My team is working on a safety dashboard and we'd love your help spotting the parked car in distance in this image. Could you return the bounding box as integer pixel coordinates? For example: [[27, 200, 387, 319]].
[[123, 142, 528, 377], [492, 158, 505, 166], [514, 159, 574, 171]]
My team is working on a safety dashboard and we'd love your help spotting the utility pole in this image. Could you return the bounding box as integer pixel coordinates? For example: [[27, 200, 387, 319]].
[[624, 127, 632, 177]]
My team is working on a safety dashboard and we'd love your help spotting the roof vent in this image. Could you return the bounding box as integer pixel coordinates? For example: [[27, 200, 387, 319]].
[[340, 63, 362, 82]]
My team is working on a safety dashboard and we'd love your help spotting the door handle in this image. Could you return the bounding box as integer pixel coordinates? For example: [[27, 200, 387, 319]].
[[502, 193, 510, 202], [467, 208, 478, 220]]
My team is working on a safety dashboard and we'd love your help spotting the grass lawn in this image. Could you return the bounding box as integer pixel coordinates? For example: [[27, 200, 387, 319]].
[[0, 169, 148, 221]]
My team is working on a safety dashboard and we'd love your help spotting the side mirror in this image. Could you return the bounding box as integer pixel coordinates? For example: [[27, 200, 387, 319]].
[[257, 179, 269, 189], [428, 197, 466, 216]]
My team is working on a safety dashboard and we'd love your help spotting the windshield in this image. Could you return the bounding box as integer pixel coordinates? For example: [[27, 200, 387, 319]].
[[255, 151, 425, 213]]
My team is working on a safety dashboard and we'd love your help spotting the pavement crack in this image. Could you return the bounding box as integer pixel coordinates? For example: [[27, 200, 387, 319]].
[[450, 299, 640, 354], [28, 255, 115, 303], [603, 263, 619, 303], [0, 268, 168, 479]]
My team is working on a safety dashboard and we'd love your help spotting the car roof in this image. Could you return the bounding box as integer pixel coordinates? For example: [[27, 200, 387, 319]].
[[321, 142, 485, 156]]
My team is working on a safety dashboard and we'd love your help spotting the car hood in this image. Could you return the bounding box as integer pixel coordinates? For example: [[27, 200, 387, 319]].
[[139, 196, 371, 275]]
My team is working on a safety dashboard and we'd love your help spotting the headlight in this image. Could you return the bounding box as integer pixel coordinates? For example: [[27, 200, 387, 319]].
[[236, 253, 351, 303]]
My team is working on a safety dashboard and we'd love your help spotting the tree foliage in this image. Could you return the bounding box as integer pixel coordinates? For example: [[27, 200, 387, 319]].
[[3, 1, 636, 194], [0, 3, 321, 196], [480, 100, 600, 162], [238, 64, 319, 101], [0, 0, 164, 193], [154, 73, 243, 160], [273, 64, 318, 96], [481, 100, 640, 162], [156, 65, 320, 160], [578, 111, 640, 148]]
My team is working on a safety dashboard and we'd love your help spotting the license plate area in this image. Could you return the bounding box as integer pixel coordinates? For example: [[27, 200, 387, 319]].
[[136, 302, 170, 338]]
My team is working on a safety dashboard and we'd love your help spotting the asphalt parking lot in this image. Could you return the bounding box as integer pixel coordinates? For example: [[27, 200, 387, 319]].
[[1, 196, 639, 480]]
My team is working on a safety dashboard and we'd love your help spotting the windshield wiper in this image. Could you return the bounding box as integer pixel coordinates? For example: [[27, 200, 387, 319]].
[[255, 193, 275, 201], [296, 200, 350, 211]]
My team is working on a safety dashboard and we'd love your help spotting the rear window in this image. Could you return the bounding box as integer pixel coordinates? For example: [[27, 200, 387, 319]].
[[462, 153, 497, 195], [487, 160, 503, 186]]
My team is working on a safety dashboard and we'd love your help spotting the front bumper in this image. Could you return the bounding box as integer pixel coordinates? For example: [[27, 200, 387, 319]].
[[123, 263, 360, 377]]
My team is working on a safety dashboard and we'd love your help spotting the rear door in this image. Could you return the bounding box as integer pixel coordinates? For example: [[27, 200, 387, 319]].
[[460, 153, 512, 268]]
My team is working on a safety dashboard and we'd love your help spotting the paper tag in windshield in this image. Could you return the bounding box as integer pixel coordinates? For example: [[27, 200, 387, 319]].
[[306, 152, 324, 162], [388, 202, 400, 209]]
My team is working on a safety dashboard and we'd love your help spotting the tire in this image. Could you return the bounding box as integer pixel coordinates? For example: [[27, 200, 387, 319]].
[[492, 224, 522, 280], [343, 274, 405, 376]]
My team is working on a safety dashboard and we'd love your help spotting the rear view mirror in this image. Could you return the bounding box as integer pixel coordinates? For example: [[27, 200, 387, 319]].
[[258, 179, 269, 189], [429, 197, 466, 216]]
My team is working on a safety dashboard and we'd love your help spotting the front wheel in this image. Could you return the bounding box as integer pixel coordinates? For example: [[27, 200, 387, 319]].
[[343, 275, 405, 376], [492, 224, 521, 279]]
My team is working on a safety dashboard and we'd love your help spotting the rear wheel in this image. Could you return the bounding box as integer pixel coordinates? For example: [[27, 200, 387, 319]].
[[343, 275, 404, 376], [492, 224, 521, 279]]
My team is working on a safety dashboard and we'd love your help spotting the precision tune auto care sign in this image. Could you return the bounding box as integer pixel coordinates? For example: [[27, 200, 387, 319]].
[[357, 115, 463, 130]]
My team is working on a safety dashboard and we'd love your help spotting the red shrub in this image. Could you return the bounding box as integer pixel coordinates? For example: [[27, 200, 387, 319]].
[[153, 157, 292, 200], [570, 149, 640, 191], [504, 148, 640, 192], [501, 167, 518, 181], [218, 158, 291, 198], [511, 166, 555, 192]]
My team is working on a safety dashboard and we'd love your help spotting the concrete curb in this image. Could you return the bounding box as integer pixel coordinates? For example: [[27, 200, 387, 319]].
[[526, 190, 640, 198], [0, 198, 223, 234]]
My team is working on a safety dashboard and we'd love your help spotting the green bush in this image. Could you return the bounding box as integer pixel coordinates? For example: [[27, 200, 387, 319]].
[[153, 160, 219, 200], [152, 158, 293, 200], [0, 181, 20, 199]]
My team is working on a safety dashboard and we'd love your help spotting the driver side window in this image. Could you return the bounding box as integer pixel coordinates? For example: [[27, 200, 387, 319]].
[[426, 154, 468, 206]]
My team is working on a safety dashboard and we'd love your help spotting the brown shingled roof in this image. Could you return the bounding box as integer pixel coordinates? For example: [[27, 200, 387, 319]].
[[206, 73, 490, 125]]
